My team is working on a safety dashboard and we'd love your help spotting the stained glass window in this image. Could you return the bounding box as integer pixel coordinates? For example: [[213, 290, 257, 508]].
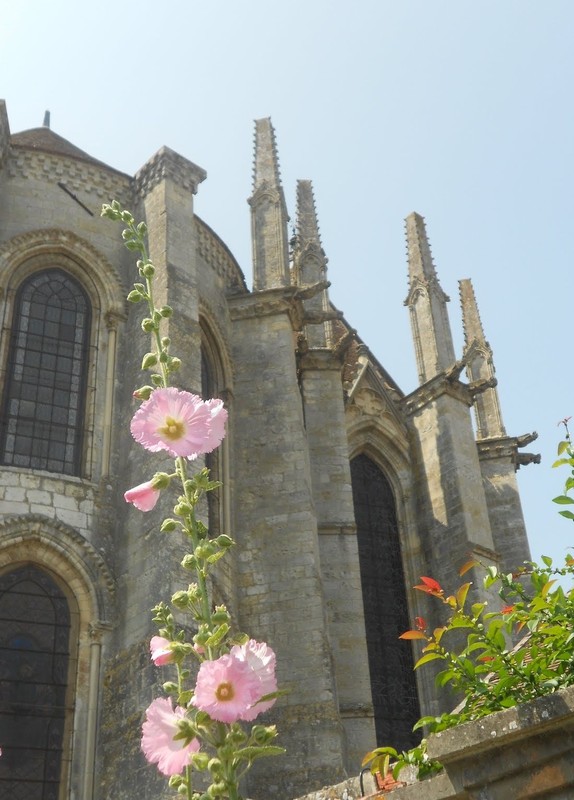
[[0, 269, 91, 475], [350, 454, 421, 750], [0, 565, 72, 800]]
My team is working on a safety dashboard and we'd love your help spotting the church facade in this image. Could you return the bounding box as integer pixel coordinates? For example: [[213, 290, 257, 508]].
[[0, 100, 536, 800]]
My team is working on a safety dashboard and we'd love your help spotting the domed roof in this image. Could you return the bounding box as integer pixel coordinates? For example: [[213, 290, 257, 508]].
[[11, 126, 124, 174]]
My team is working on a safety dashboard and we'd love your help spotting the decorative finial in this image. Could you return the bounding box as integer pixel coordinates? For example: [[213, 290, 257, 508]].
[[43, 110, 51, 128]]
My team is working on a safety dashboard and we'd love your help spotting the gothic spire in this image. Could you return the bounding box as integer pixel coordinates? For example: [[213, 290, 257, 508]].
[[294, 179, 331, 347], [296, 178, 322, 247], [249, 118, 290, 291], [252, 117, 282, 190], [460, 278, 506, 439], [404, 212, 456, 383]]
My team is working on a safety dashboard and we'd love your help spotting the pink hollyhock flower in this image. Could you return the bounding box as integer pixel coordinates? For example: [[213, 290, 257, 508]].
[[150, 636, 175, 666], [141, 697, 199, 776], [130, 387, 227, 459], [192, 653, 260, 723], [124, 480, 160, 512], [231, 640, 277, 721]]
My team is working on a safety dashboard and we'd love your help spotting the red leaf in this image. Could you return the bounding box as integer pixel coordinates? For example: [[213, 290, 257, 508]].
[[414, 576, 444, 595], [399, 630, 427, 640]]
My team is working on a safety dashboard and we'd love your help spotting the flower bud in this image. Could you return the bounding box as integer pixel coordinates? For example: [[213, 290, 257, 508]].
[[127, 289, 144, 303], [171, 590, 190, 609], [141, 352, 158, 369], [207, 758, 223, 777], [174, 501, 192, 516], [133, 385, 154, 401], [181, 554, 198, 570], [141, 318, 156, 333], [251, 724, 277, 745], [101, 203, 121, 220], [161, 337, 171, 348], [136, 221, 148, 236], [159, 351, 169, 363], [190, 752, 210, 771], [151, 373, 164, 386], [215, 534, 234, 549], [162, 681, 178, 694], [142, 263, 155, 277], [151, 472, 171, 490], [211, 608, 230, 624], [160, 305, 174, 318], [121, 210, 134, 224], [168, 357, 182, 372], [160, 518, 178, 532]]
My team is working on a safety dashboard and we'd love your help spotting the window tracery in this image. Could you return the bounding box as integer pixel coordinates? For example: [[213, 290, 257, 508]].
[[0, 269, 91, 475], [0, 565, 72, 800], [350, 453, 421, 750]]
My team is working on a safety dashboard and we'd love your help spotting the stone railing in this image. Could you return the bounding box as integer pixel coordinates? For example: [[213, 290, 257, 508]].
[[292, 685, 574, 800]]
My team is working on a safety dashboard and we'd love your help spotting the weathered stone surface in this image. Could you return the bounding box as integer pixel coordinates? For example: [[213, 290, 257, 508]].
[[0, 103, 535, 800]]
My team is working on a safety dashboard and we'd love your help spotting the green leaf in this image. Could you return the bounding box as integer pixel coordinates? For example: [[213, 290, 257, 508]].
[[204, 623, 230, 647], [541, 555, 553, 568], [234, 745, 286, 762], [456, 582, 471, 609], [415, 652, 444, 669], [552, 457, 574, 468], [552, 495, 574, 505], [559, 510, 574, 520], [558, 440, 570, 455]]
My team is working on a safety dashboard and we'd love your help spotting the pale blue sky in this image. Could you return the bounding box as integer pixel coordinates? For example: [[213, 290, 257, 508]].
[[1, 1, 573, 571]]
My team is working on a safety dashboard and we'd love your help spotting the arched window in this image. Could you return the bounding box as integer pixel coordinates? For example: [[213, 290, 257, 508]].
[[350, 453, 420, 750], [0, 565, 73, 800], [201, 344, 221, 536], [0, 269, 91, 476]]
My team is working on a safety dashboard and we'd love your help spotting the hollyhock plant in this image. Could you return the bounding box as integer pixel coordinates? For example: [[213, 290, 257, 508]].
[[102, 201, 282, 800], [141, 697, 200, 777], [150, 636, 175, 666], [124, 480, 160, 512], [130, 387, 227, 459]]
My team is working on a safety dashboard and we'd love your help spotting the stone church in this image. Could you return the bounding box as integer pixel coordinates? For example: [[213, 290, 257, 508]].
[[0, 99, 536, 799]]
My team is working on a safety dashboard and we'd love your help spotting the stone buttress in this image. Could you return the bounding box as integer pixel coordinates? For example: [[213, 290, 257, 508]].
[[228, 121, 348, 798], [294, 179, 375, 770], [459, 278, 534, 573]]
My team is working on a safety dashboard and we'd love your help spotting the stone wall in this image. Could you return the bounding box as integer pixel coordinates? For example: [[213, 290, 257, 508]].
[[293, 686, 574, 800]]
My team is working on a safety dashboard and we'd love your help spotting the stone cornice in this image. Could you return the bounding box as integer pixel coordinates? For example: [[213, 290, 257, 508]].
[[228, 286, 304, 329], [134, 146, 206, 198], [403, 373, 471, 415], [6, 148, 131, 203]]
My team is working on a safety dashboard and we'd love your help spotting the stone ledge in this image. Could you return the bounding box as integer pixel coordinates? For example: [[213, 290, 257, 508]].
[[290, 687, 574, 800]]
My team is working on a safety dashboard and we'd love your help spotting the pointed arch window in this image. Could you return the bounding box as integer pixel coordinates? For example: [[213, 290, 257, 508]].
[[350, 454, 420, 751], [0, 565, 73, 800], [201, 343, 222, 536], [0, 269, 91, 476]]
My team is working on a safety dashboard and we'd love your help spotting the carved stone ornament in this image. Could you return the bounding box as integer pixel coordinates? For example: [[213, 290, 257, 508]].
[[350, 387, 390, 418]]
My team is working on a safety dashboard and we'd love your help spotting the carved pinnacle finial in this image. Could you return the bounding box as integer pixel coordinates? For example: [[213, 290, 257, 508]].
[[405, 211, 437, 286], [459, 278, 486, 346], [43, 110, 50, 128], [296, 179, 322, 248], [252, 117, 282, 190]]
